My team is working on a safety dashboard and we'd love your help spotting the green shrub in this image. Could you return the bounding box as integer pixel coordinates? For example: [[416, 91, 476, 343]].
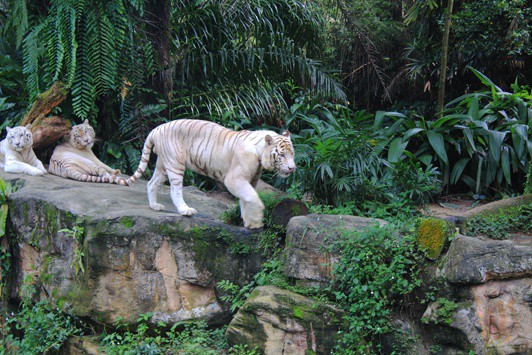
[[1, 297, 82, 354], [101, 316, 233, 355], [282, 95, 441, 214], [328, 223, 423, 353], [376, 68, 531, 195], [467, 203, 532, 239]]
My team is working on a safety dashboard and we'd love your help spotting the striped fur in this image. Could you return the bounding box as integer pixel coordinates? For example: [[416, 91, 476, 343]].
[[127, 119, 296, 229], [0, 125, 47, 176], [48, 120, 128, 185]]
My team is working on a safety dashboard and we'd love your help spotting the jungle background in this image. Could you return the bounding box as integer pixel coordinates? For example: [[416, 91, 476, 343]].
[[0, 0, 531, 354]]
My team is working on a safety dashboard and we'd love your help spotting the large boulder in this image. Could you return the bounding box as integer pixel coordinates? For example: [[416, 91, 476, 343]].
[[443, 234, 531, 284], [283, 214, 386, 286], [436, 235, 532, 354], [226, 285, 345, 354], [1, 172, 265, 327]]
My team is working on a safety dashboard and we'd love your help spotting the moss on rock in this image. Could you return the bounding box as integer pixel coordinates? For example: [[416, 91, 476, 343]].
[[416, 218, 450, 260]]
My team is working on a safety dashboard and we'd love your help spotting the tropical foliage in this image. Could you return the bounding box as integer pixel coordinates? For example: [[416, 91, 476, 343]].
[[376, 68, 531, 194]]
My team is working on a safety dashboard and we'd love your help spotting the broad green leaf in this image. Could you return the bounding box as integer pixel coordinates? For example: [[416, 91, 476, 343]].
[[427, 131, 449, 166], [451, 158, 469, 185], [468, 66, 503, 93], [388, 138, 408, 163], [501, 147, 511, 184], [468, 96, 479, 119], [0, 204, 7, 238], [475, 158, 484, 193], [488, 130, 507, 163], [510, 124, 528, 158], [403, 128, 423, 140]]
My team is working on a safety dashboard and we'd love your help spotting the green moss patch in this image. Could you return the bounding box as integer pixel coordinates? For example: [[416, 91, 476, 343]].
[[416, 218, 450, 260]]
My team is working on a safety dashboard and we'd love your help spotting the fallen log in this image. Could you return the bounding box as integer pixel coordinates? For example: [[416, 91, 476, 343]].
[[21, 81, 69, 127]]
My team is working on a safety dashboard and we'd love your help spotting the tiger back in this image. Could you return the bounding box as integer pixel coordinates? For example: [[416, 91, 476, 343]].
[[48, 120, 127, 185]]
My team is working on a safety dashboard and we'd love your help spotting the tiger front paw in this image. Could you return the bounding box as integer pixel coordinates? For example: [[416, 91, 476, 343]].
[[29, 168, 46, 176], [149, 203, 166, 211], [244, 220, 264, 229], [178, 207, 197, 216]]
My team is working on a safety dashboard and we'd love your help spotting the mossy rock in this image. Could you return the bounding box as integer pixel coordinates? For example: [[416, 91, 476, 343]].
[[416, 218, 451, 260]]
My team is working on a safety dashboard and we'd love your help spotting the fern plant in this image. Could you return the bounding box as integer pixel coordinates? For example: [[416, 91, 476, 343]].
[[17, 0, 155, 120]]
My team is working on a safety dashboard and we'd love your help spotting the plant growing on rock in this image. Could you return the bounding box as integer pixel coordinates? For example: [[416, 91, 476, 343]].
[[328, 223, 423, 353], [0, 281, 82, 353], [466, 204, 532, 239]]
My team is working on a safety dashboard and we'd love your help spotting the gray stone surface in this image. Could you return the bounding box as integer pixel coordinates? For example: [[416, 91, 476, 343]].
[[283, 214, 386, 286], [1, 171, 265, 326], [226, 285, 345, 355], [443, 234, 532, 284]]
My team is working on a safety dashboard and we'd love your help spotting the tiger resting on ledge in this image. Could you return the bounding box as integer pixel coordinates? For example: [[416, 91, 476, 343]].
[[49, 120, 127, 185], [126, 119, 296, 229], [0, 125, 47, 176]]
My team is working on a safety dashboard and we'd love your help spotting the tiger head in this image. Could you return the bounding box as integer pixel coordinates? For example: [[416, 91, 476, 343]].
[[70, 119, 95, 149], [6, 125, 33, 152], [262, 131, 296, 178]]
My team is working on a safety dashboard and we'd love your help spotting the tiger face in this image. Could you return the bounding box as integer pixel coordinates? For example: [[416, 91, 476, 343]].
[[70, 119, 95, 149], [6, 125, 33, 152], [263, 131, 296, 178]]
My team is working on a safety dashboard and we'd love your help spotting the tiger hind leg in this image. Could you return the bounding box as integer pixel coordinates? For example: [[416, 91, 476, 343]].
[[166, 167, 197, 216], [147, 166, 168, 211]]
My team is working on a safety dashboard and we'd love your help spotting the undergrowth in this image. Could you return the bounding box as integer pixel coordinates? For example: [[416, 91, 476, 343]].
[[467, 203, 532, 239], [327, 223, 424, 354]]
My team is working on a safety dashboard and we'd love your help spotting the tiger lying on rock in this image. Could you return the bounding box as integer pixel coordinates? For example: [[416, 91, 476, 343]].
[[126, 119, 296, 229], [49, 120, 127, 185], [0, 125, 47, 176]]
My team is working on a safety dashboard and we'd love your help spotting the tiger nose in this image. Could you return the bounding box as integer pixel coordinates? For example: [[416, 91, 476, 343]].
[[286, 165, 296, 173]]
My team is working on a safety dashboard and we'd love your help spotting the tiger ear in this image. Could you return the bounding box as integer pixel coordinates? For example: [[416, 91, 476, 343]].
[[83, 119, 89, 125], [25, 124, 32, 131], [282, 130, 290, 138], [6, 127, 12, 133], [265, 135, 274, 145]]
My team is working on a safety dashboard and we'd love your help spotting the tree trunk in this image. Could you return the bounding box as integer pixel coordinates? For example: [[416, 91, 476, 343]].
[[21, 81, 69, 126], [146, 0, 173, 120], [436, 0, 454, 117]]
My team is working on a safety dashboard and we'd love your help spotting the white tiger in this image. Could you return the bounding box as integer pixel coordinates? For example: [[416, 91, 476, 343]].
[[48, 120, 127, 185], [0, 125, 47, 176], [126, 119, 296, 229]]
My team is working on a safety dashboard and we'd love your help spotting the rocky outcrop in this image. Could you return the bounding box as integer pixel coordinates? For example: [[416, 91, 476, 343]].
[[436, 235, 532, 354], [1, 172, 265, 326], [283, 214, 386, 287], [226, 286, 345, 354]]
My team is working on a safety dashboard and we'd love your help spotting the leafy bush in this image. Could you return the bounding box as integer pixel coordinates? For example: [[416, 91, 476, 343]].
[[466, 203, 532, 240], [101, 315, 234, 355], [377, 68, 531, 195], [328, 223, 423, 353], [282, 94, 441, 215], [1, 296, 82, 354]]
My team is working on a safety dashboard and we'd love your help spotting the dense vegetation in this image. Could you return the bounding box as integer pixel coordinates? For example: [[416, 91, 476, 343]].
[[0, 0, 530, 353]]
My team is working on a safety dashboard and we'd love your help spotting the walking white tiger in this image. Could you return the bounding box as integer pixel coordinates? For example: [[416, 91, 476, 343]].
[[0, 125, 47, 175], [126, 119, 296, 229], [49, 120, 127, 185]]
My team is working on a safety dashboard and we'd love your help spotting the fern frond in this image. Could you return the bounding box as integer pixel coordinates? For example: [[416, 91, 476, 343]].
[[72, 19, 96, 119], [22, 22, 46, 99], [87, 7, 117, 95], [8, 0, 28, 49]]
